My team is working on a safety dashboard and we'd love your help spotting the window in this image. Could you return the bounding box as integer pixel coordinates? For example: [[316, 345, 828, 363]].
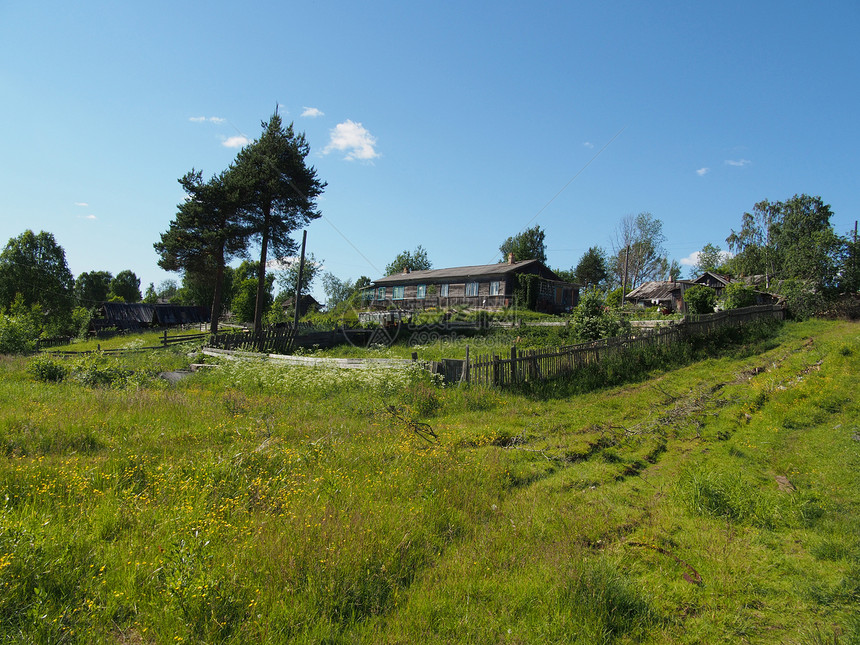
[[490, 281, 501, 296], [466, 282, 479, 297], [392, 286, 405, 300], [416, 284, 427, 299], [440, 283, 449, 297], [376, 287, 386, 300]]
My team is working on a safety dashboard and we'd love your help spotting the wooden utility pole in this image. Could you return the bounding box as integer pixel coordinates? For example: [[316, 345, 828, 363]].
[[292, 230, 308, 332], [622, 245, 630, 300]]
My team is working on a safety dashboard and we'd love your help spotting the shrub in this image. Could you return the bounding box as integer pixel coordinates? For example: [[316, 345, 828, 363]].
[[68, 353, 133, 388], [28, 355, 68, 382], [721, 282, 757, 309], [605, 287, 624, 308], [571, 290, 630, 342], [778, 278, 827, 320], [0, 314, 36, 355], [684, 285, 717, 314]]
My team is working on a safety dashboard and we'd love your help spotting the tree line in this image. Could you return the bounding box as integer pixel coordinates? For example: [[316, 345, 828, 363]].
[[1, 161, 857, 350]]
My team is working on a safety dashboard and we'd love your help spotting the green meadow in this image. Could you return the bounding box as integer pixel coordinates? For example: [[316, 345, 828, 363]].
[[1, 319, 858, 643]]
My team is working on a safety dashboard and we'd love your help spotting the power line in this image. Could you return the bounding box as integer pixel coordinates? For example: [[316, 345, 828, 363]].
[[488, 126, 626, 264]]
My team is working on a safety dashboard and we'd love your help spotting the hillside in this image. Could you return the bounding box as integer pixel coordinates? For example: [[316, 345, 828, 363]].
[[0, 319, 858, 643]]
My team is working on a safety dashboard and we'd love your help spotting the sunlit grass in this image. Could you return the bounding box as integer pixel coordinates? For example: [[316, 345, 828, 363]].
[[0, 319, 857, 642]]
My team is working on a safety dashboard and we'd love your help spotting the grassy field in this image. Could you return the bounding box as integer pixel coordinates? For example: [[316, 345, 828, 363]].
[[1, 319, 858, 643]]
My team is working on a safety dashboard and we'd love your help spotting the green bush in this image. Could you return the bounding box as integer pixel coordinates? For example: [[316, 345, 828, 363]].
[[0, 314, 36, 355], [605, 287, 624, 308], [68, 353, 133, 388], [28, 355, 68, 382], [571, 290, 630, 341], [721, 282, 757, 309], [684, 285, 717, 314], [0, 297, 42, 354], [778, 278, 827, 320]]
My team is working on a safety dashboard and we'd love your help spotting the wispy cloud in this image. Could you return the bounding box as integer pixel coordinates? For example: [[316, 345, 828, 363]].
[[222, 135, 250, 148], [583, 141, 594, 149], [696, 167, 710, 176], [301, 107, 324, 118], [74, 202, 88, 207], [323, 120, 379, 161], [76, 214, 97, 221], [190, 116, 226, 124], [725, 158, 751, 167]]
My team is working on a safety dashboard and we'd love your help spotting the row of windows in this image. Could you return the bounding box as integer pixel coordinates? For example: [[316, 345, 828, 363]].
[[372, 281, 502, 300]]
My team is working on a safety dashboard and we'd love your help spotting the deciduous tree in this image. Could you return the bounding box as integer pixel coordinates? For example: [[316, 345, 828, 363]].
[[0, 230, 74, 321], [726, 194, 840, 290], [691, 243, 726, 277], [322, 272, 356, 309], [499, 225, 547, 264], [385, 246, 432, 275], [108, 270, 142, 303], [609, 213, 668, 289], [74, 270, 113, 305]]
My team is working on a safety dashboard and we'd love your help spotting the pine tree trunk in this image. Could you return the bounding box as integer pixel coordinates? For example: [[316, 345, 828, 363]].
[[210, 245, 225, 335], [253, 205, 271, 330]]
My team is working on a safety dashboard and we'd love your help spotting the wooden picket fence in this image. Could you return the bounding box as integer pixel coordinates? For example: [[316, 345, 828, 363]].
[[206, 326, 297, 355], [462, 305, 784, 387]]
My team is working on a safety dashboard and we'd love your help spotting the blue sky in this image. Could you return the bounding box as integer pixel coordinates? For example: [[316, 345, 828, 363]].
[[2, 1, 858, 302]]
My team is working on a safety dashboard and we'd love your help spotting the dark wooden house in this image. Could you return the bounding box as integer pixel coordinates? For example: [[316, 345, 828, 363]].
[[94, 302, 210, 331], [624, 280, 693, 312], [363, 258, 579, 314]]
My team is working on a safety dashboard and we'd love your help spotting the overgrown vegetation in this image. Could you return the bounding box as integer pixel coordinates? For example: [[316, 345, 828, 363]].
[[0, 318, 857, 643]]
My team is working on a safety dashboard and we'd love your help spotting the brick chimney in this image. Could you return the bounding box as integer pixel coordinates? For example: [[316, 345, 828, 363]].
[[402, 267, 410, 274], [507, 252, 514, 265]]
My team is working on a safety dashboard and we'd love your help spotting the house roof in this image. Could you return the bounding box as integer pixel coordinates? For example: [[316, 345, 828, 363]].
[[102, 302, 156, 325], [625, 280, 692, 301], [100, 302, 210, 326], [694, 271, 733, 286], [371, 259, 578, 287]]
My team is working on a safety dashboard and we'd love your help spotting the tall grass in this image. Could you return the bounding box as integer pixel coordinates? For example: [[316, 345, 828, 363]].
[[0, 319, 857, 642]]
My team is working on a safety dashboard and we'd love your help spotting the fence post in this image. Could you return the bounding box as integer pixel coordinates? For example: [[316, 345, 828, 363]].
[[163, 329, 168, 347], [493, 354, 500, 387], [510, 346, 517, 383], [463, 345, 470, 384]]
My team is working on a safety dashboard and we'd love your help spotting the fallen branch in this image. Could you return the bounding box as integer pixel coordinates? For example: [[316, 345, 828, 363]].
[[383, 404, 438, 443]]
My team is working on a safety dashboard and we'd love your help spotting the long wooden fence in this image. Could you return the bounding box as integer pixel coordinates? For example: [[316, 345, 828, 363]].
[[461, 305, 784, 387]]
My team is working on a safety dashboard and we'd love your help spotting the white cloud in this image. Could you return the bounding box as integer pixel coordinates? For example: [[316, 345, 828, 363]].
[[76, 214, 97, 221], [725, 158, 751, 167], [696, 167, 710, 176], [74, 202, 88, 207], [301, 107, 324, 118], [222, 135, 250, 148], [190, 116, 226, 124], [583, 141, 594, 149], [680, 249, 733, 267], [323, 120, 379, 161], [680, 251, 700, 267]]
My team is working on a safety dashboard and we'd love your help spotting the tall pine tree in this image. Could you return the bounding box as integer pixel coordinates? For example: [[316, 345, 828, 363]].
[[233, 112, 326, 329]]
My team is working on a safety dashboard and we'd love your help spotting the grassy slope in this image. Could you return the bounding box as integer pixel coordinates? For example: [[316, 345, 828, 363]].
[[0, 319, 858, 643]]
